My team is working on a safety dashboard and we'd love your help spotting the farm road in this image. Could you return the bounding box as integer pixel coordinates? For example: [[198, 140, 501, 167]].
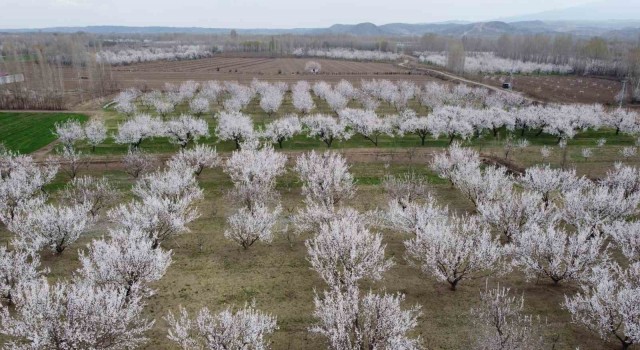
[[398, 57, 543, 104]]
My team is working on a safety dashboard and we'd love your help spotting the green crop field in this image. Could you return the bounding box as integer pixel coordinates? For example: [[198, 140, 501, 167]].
[[0, 112, 89, 154]]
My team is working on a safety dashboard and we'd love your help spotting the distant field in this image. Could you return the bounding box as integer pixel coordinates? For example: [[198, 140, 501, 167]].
[[479, 74, 623, 105], [0, 112, 88, 153], [69, 56, 438, 90]]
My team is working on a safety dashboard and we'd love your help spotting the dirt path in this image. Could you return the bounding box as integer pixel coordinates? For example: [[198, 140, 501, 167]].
[[398, 58, 543, 104]]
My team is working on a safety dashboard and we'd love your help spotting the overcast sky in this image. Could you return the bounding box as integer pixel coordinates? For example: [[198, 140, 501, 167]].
[[1, 0, 600, 29]]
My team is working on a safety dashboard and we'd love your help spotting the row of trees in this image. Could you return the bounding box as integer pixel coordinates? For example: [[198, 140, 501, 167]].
[[95, 45, 215, 66], [113, 78, 530, 122], [2, 123, 640, 347], [293, 47, 401, 61], [416, 33, 640, 80], [107, 101, 639, 153], [0, 144, 282, 348], [417, 51, 575, 75]]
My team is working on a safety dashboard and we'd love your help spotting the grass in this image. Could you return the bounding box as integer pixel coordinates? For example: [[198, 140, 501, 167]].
[[0, 147, 633, 349], [0, 112, 89, 154], [0, 100, 635, 349]]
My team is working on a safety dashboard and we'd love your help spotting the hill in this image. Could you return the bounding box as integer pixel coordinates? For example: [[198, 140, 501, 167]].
[[1, 20, 639, 38]]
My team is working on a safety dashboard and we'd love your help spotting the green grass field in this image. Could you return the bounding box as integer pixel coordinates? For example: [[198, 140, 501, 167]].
[[0, 112, 89, 154]]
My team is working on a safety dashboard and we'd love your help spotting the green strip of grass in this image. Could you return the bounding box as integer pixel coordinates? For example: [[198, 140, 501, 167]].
[[0, 112, 89, 154]]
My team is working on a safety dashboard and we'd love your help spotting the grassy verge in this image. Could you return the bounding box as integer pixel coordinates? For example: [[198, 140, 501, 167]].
[[0, 112, 89, 154]]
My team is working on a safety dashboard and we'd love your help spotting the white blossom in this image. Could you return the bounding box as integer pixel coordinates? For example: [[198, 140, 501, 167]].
[[9, 203, 92, 254], [263, 115, 302, 148], [510, 223, 606, 284], [77, 227, 172, 297], [471, 285, 546, 350], [165, 114, 210, 148], [564, 262, 640, 350], [166, 304, 277, 350], [338, 108, 393, 147], [404, 214, 503, 290], [61, 175, 121, 217], [0, 278, 154, 349], [311, 286, 422, 350], [84, 120, 107, 151], [122, 150, 156, 179], [224, 203, 282, 249], [216, 111, 255, 149], [167, 145, 220, 176], [0, 246, 47, 304], [306, 216, 393, 289], [302, 114, 352, 147], [294, 151, 355, 209], [0, 151, 57, 224], [189, 97, 210, 117], [54, 119, 86, 151], [114, 114, 165, 149]]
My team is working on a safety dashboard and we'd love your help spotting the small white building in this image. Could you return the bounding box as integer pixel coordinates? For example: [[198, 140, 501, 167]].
[[0, 72, 25, 85]]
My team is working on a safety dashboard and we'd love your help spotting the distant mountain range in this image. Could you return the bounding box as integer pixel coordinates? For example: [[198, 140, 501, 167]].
[[3, 20, 638, 38], [2, 0, 639, 38]]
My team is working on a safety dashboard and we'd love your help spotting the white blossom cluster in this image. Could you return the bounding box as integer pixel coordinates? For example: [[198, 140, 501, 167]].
[[293, 47, 401, 61], [417, 51, 574, 74], [96, 45, 214, 66], [422, 143, 640, 348]]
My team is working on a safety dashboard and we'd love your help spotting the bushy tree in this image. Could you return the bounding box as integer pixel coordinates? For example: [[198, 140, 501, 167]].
[[305, 61, 321, 74], [562, 185, 640, 235], [165, 114, 210, 148], [263, 115, 302, 148], [565, 262, 640, 350], [301, 115, 352, 148], [471, 285, 546, 350], [306, 216, 393, 289], [0, 246, 47, 304], [166, 304, 278, 350], [61, 175, 122, 217], [0, 150, 58, 224], [603, 220, 640, 263], [311, 286, 422, 350], [189, 97, 210, 117], [404, 214, 503, 290], [510, 223, 605, 284], [54, 119, 86, 151], [114, 114, 165, 149], [9, 203, 92, 254], [84, 120, 107, 152], [122, 150, 156, 179], [216, 111, 255, 149], [519, 165, 589, 205], [167, 145, 220, 177], [0, 279, 154, 349], [224, 202, 282, 249], [338, 108, 393, 147], [77, 227, 172, 298], [294, 151, 355, 209], [382, 172, 429, 210], [223, 143, 287, 209], [477, 189, 552, 243]]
